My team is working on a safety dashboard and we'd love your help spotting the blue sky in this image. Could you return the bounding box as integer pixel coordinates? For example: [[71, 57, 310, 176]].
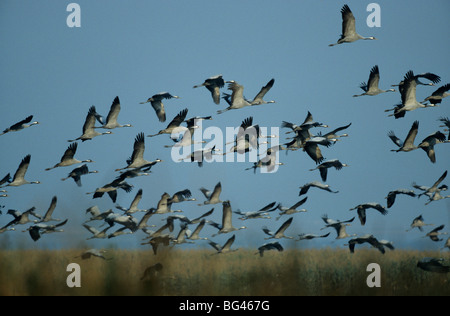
[[0, 0, 449, 252]]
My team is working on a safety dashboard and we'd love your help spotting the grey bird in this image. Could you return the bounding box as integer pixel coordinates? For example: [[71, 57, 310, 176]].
[[417, 258, 450, 273], [353, 65, 395, 97], [210, 200, 246, 237], [262, 217, 294, 240], [329, 4, 377, 47], [386, 71, 440, 119], [45, 142, 94, 171], [1, 155, 40, 188], [256, 241, 284, 257], [115, 133, 163, 172], [61, 164, 99, 186], [0, 115, 39, 136], [349, 202, 388, 226], [24, 219, 68, 242], [193, 74, 225, 105], [97, 96, 132, 129], [388, 120, 419, 152], [309, 159, 349, 182], [140, 91, 180, 122], [422, 83, 450, 106], [385, 189, 416, 208], [406, 215, 433, 232], [209, 234, 238, 254], [299, 181, 339, 196], [68, 106, 112, 142]]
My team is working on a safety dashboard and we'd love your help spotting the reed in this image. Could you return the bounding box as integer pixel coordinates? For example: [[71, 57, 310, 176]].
[[0, 248, 448, 296]]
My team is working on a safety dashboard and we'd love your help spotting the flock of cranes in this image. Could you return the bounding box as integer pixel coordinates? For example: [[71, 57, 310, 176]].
[[0, 4, 449, 275]]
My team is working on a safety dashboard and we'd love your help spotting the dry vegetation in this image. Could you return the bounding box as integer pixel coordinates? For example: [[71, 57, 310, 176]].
[[0, 247, 448, 296]]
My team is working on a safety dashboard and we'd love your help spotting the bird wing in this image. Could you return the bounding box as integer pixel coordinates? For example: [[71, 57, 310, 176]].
[[416, 72, 441, 84], [208, 240, 222, 252], [431, 170, 447, 189], [271, 241, 284, 251], [13, 154, 31, 182], [367, 65, 380, 91], [412, 182, 428, 192], [358, 81, 368, 92], [341, 4, 356, 37], [202, 75, 225, 105], [151, 99, 166, 122], [433, 83, 450, 96], [83, 224, 99, 235], [82, 106, 98, 133], [281, 121, 297, 131], [158, 92, 178, 100], [166, 108, 188, 129], [105, 190, 117, 203], [28, 226, 42, 241], [275, 217, 293, 236], [43, 196, 58, 220], [419, 132, 446, 162], [105, 96, 121, 125], [331, 160, 344, 170], [396, 189, 416, 197], [357, 207, 366, 225], [252, 78, 275, 103], [0, 173, 11, 186], [130, 133, 146, 164], [72, 164, 89, 186], [199, 187, 211, 199], [157, 193, 170, 211], [129, 189, 143, 210], [321, 214, 334, 225], [261, 226, 273, 237], [430, 224, 445, 233], [298, 183, 311, 196], [257, 201, 278, 213], [222, 201, 232, 229], [302, 111, 314, 125], [210, 182, 222, 201], [327, 123, 352, 136], [291, 197, 308, 210], [403, 120, 420, 148], [9, 115, 33, 130], [380, 240, 394, 250], [387, 131, 403, 148], [190, 219, 206, 237], [367, 203, 388, 215], [228, 81, 245, 104], [209, 85, 222, 105], [438, 116, 450, 128], [420, 142, 436, 163], [222, 234, 236, 251], [341, 216, 355, 224], [401, 71, 418, 106], [61, 142, 78, 162], [303, 142, 324, 164], [348, 241, 356, 253], [386, 192, 397, 208], [191, 208, 214, 224], [319, 168, 328, 182], [52, 219, 68, 229]]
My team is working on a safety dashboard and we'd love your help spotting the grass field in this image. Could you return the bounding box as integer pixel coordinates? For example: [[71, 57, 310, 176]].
[[0, 248, 448, 296]]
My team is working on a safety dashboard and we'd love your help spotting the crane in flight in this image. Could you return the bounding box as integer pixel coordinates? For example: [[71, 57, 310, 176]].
[[329, 4, 377, 47]]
